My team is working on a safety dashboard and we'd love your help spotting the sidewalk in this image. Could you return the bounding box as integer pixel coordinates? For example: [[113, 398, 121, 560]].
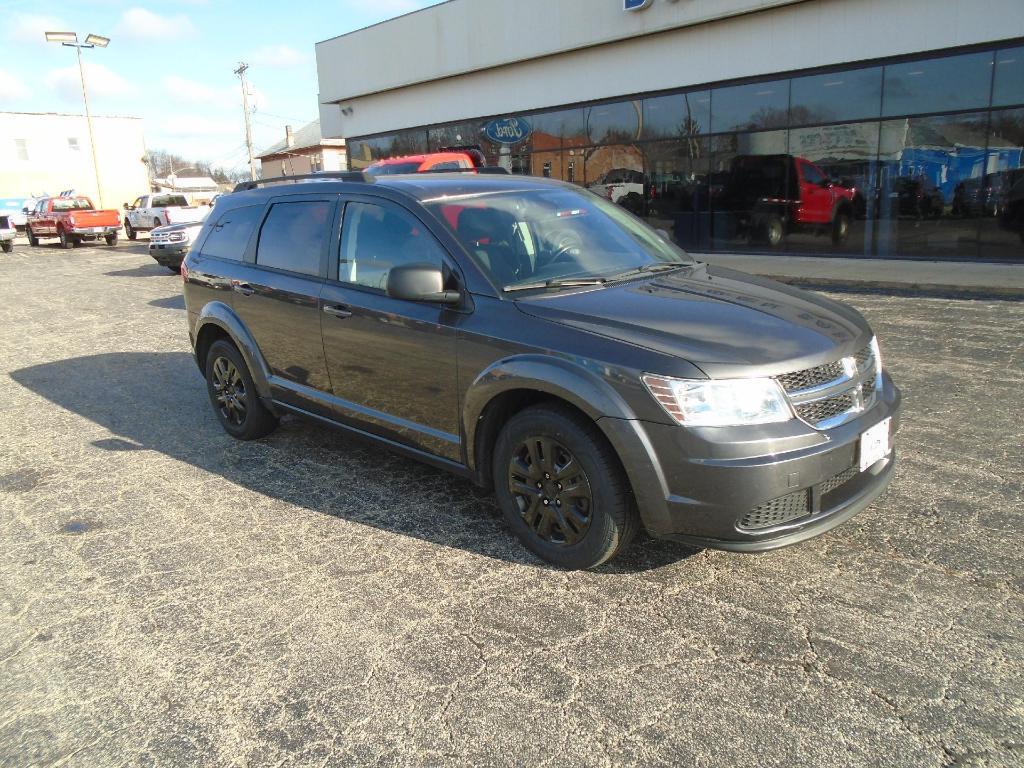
[[694, 252, 1024, 298]]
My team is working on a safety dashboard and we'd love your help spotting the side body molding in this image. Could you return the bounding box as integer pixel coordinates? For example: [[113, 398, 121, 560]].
[[193, 301, 274, 404], [462, 354, 639, 473]]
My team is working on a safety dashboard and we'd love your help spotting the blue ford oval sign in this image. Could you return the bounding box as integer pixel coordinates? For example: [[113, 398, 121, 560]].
[[485, 117, 532, 145], [624, 0, 654, 10]]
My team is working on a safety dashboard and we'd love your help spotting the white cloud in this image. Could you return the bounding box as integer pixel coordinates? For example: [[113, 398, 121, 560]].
[[115, 8, 196, 41], [45, 62, 136, 102], [0, 70, 30, 103], [251, 45, 310, 68], [11, 13, 69, 45]]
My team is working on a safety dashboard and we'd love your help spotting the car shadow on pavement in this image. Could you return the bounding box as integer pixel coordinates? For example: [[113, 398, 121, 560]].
[[148, 295, 185, 310], [10, 352, 699, 572], [105, 264, 173, 278]]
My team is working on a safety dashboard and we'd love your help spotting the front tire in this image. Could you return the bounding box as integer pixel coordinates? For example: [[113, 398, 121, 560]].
[[831, 209, 851, 245], [125, 221, 137, 240], [204, 340, 278, 440], [493, 404, 638, 569], [1, 241, 12, 253]]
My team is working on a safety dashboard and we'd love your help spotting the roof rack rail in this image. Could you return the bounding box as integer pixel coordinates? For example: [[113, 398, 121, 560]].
[[232, 171, 370, 193]]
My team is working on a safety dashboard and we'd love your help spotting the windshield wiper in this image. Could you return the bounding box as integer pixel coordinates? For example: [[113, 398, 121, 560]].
[[604, 262, 689, 283], [503, 277, 607, 293]]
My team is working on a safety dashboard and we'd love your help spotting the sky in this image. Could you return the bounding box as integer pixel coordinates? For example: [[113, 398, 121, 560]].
[[0, 0, 447, 175]]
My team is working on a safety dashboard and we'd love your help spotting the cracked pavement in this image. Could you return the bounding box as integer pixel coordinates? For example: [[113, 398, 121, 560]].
[[0, 241, 1022, 767]]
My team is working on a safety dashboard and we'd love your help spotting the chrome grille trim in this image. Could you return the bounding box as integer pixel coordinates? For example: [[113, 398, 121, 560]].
[[775, 343, 879, 430]]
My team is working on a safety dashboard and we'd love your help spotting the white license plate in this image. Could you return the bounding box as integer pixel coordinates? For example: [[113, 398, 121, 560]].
[[859, 417, 892, 471]]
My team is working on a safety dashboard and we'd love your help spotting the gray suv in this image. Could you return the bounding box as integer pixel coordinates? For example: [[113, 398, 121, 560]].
[[182, 172, 900, 569]]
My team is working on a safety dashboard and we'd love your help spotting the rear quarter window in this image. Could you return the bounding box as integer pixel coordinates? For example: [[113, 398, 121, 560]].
[[198, 204, 264, 261], [255, 200, 333, 276]]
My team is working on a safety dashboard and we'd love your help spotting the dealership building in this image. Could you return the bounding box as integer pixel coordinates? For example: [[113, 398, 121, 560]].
[[316, 0, 1024, 262]]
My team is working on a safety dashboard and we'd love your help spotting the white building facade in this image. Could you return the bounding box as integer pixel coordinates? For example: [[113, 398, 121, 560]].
[[316, 0, 1024, 262], [0, 111, 149, 211]]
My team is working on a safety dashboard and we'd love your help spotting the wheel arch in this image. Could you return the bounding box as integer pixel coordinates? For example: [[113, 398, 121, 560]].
[[464, 355, 639, 488], [193, 302, 273, 403]]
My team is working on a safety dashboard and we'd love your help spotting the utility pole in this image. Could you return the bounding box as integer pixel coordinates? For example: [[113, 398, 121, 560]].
[[46, 32, 110, 206], [234, 62, 257, 181]]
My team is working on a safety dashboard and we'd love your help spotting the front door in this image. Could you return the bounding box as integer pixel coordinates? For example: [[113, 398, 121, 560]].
[[319, 197, 461, 462], [229, 194, 338, 417]]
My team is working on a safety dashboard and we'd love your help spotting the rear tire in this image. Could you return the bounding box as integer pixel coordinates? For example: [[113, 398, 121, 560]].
[[105, 232, 118, 246], [125, 221, 137, 240], [27, 228, 38, 247], [492, 404, 638, 569], [204, 339, 278, 440], [59, 229, 74, 249], [1, 241, 12, 253]]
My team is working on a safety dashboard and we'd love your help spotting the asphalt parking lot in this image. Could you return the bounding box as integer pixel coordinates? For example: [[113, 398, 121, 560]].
[[1, 239, 1022, 767]]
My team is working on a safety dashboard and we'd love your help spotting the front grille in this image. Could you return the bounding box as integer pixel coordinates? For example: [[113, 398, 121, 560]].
[[776, 360, 845, 392], [775, 343, 877, 429], [819, 466, 859, 496], [739, 489, 811, 530], [738, 465, 861, 532], [795, 393, 855, 424]]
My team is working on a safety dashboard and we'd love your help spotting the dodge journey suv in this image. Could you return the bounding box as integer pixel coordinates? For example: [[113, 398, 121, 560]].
[[182, 172, 900, 569]]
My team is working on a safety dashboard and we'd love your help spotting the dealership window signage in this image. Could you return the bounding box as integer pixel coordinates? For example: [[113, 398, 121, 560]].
[[484, 117, 532, 145]]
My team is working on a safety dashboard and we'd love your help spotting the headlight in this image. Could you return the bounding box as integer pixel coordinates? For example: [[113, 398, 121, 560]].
[[168, 232, 187, 242], [642, 375, 793, 427]]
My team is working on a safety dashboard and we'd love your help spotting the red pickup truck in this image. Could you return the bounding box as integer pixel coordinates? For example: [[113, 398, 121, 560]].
[[26, 196, 120, 248]]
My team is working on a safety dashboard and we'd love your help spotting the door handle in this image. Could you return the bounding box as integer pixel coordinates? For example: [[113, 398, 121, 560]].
[[231, 281, 255, 296], [323, 304, 352, 318]]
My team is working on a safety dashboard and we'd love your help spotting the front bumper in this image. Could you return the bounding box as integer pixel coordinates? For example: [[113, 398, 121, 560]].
[[600, 373, 901, 552], [150, 243, 189, 266]]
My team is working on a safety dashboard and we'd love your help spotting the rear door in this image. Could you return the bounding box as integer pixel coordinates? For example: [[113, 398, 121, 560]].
[[229, 194, 340, 417], [319, 195, 461, 461]]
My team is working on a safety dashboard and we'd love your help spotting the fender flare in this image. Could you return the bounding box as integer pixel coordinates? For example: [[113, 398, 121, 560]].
[[462, 354, 639, 474], [193, 301, 273, 403]]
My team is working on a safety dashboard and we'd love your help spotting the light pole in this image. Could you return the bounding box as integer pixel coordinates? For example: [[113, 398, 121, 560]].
[[45, 31, 110, 207]]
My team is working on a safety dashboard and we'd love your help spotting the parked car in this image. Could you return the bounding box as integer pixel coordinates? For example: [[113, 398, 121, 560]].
[[889, 176, 944, 219], [123, 194, 208, 240], [716, 154, 857, 247], [998, 175, 1024, 243], [149, 216, 208, 272], [366, 151, 481, 176], [0, 197, 40, 230], [26, 195, 120, 248], [183, 172, 900, 569], [0, 214, 15, 252], [588, 168, 649, 215]]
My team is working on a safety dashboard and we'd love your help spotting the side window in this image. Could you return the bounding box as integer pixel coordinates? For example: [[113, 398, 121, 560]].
[[801, 162, 825, 186], [431, 161, 461, 171], [338, 201, 445, 291], [200, 205, 264, 261], [255, 201, 333, 276]]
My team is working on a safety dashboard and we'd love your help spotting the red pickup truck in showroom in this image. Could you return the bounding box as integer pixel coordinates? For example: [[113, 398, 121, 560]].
[[26, 195, 120, 248], [717, 154, 857, 248]]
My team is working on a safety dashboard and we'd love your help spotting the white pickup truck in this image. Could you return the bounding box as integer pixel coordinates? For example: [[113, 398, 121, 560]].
[[123, 194, 208, 240]]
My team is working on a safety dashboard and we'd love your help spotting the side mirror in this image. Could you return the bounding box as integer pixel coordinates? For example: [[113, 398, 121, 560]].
[[123, 203, 129, 210], [22, 207, 29, 214], [387, 263, 460, 304]]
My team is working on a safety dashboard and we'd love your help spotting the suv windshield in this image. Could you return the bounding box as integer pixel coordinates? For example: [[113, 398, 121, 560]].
[[366, 162, 423, 176], [426, 187, 691, 290]]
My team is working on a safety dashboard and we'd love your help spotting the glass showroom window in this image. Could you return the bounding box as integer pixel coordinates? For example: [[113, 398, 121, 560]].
[[711, 79, 790, 133], [882, 51, 993, 117], [790, 67, 882, 125], [978, 108, 1024, 260]]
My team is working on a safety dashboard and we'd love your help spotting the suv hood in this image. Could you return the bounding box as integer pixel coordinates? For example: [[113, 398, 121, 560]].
[[514, 264, 872, 378]]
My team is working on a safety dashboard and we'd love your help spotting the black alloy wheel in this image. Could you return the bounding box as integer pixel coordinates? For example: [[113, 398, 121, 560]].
[[507, 436, 593, 546], [204, 339, 278, 440], [210, 355, 248, 428], [493, 404, 638, 569]]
